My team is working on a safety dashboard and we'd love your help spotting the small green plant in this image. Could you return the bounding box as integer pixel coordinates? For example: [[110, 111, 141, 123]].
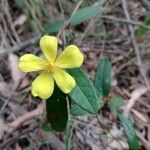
[[19, 3, 139, 150], [136, 12, 150, 37]]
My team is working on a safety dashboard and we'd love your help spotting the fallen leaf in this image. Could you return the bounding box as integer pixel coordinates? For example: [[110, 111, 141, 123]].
[[8, 53, 25, 86]]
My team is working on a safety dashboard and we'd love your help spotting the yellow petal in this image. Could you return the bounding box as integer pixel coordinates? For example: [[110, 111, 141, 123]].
[[31, 72, 54, 99], [55, 45, 84, 68], [40, 35, 58, 62], [54, 69, 75, 93], [19, 54, 45, 72]]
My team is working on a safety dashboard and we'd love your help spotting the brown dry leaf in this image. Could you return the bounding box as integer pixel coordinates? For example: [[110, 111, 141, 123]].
[[0, 81, 12, 98], [8, 53, 25, 86], [108, 140, 129, 149], [13, 15, 27, 27], [18, 77, 30, 90]]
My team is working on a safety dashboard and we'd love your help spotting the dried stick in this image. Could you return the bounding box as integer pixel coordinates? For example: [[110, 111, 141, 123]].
[[136, 130, 150, 149], [0, 101, 45, 133], [96, 116, 124, 148], [0, 35, 40, 54], [0, 124, 38, 149], [56, 0, 83, 39], [123, 86, 148, 116], [101, 15, 150, 30], [121, 0, 150, 91]]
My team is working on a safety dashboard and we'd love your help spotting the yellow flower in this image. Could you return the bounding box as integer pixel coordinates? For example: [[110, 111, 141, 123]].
[[19, 35, 84, 99]]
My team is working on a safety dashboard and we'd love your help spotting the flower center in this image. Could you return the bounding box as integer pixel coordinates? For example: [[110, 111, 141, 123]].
[[44, 61, 56, 72]]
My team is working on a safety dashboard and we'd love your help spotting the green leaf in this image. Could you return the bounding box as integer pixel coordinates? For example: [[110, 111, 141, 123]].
[[41, 122, 51, 132], [65, 121, 74, 150], [68, 68, 103, 114], [136, 12, 150, 37], [46, 86, 68, 131], [94, 57, 112, 96], [109, 97, 124, 115], [44, 21, 62, 34], [70, 104, 89, 116], [15, 0, 26, 9], [118, 113, 139, 150], [70, 5, 103, 25]]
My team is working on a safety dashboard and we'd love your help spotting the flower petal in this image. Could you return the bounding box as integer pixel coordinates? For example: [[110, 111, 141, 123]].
[[31, 72, 54, 99], [55, 45, 84, 68], [19, 54, 45, 72], [54, 69, 75, 93], [40, 35, 58, 61]]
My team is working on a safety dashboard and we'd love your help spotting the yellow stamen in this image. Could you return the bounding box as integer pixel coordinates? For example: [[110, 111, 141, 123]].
[[44, 61, 56, 72]]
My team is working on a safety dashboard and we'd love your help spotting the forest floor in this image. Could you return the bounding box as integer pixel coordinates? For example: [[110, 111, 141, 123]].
[[0, 0, 150, 149]]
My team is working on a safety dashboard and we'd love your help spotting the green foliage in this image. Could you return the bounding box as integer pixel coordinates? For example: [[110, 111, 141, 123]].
[[68, 68, 103, 114], [94, 57, 112, 96], [109, 97, 139, 150], [44, 21, 62, 34], [46, 86, 68, 131], [15, 0, 26, 9], [70, 4, 103, 25], [70, 104, 89, 116], [136, 12, 150, 37], [109, 97, 124, 115], [15, 0, 47, 32], [65, 122, 74, 150], [40, 122, 51, 132], [118, 113, 139, 150]]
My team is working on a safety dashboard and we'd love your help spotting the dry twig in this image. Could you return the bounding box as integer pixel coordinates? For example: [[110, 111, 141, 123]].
[[101, 15, 150, 30], [0, 101, 45, 133], [57, 0, 83, 39], [0, 35, 40, 54], [123, 86, 148, 117], [121, 0, 150, 91]]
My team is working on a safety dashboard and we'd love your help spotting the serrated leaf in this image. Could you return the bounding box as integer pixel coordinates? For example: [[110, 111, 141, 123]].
[[44, 21, 62, 34], [118, 113, 139, 150], [70, 104, 89, 116], [68, 68, 103, 114], [70, 5, 103, 25], [46, 87, 68, 131], [94, 57, 112, 96], [109, 97, 124, 115]]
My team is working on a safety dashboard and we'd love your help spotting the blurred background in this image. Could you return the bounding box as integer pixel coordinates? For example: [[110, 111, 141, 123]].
[[0, 0, 150, 149]]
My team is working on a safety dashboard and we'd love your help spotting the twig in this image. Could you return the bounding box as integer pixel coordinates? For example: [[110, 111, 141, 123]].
[[141, 0, 150, 10], [96, 116, 124, 148], [0, 35, 40, 54], [131, 109, 148, 123], [136, 130, 150, 149], [101, 15, 150, 30], [0, 124, 38, 149], [0, 124, 65, 150], [56, 0, 83, 39], [0, 101, 45, 133], [121, 0, 150, 91], [77, 0, 110, 44], [123, 86, 148, 117], [96, 116, 109, 130], [0, 81, 21, 115], [4, 0, 20, 43]]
